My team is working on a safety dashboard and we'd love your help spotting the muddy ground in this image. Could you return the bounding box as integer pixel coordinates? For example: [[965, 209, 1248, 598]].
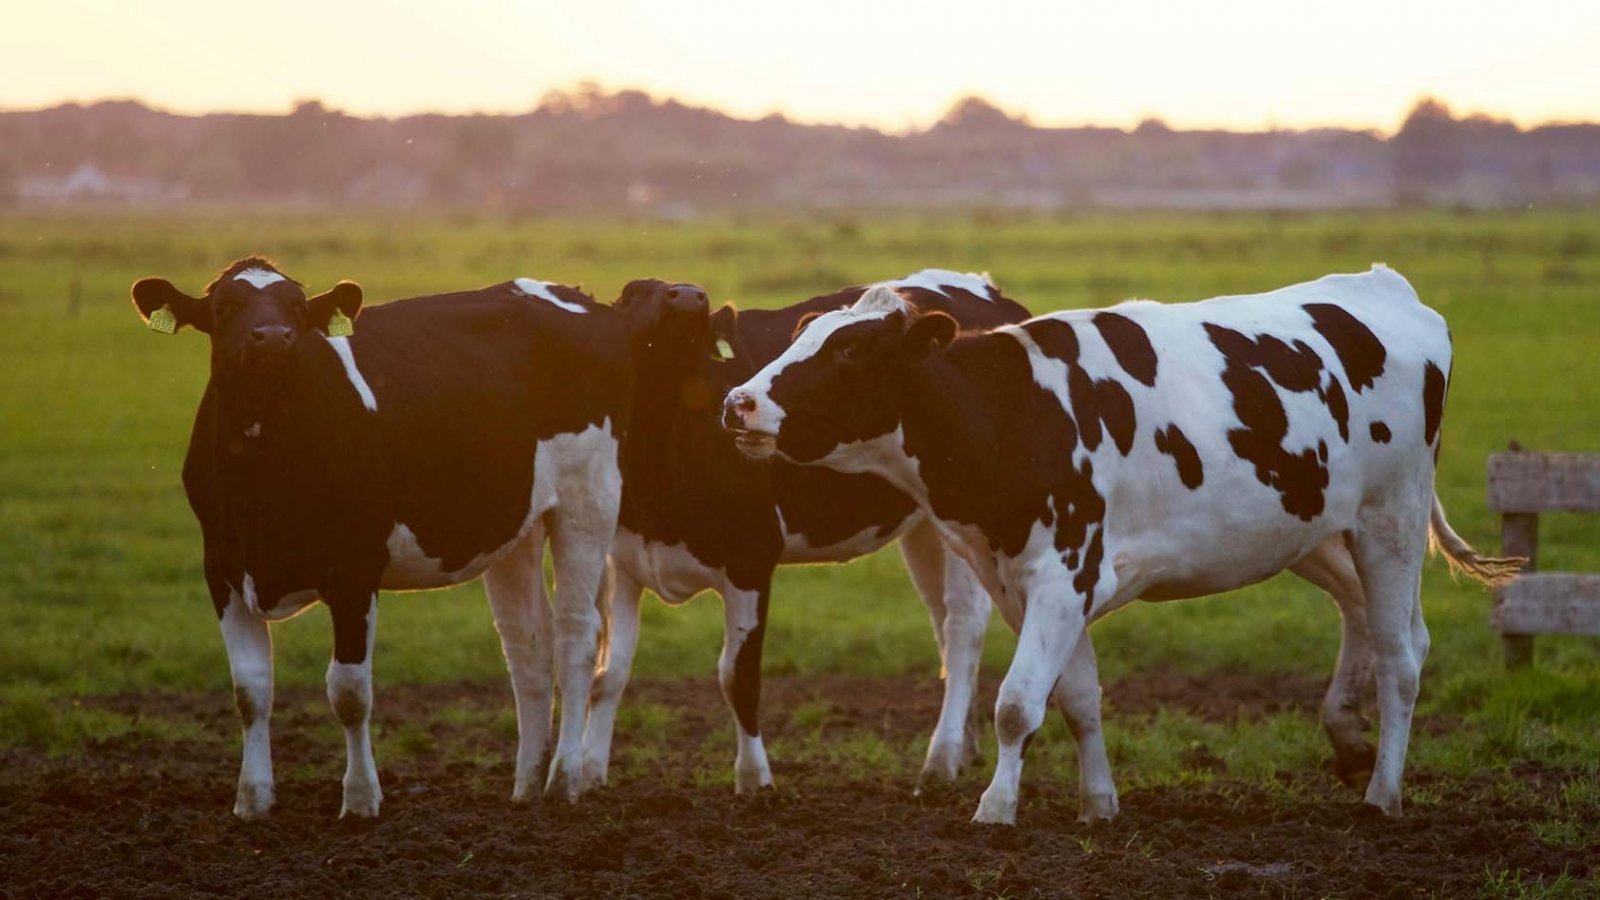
[[2, 674, 1593, 898]]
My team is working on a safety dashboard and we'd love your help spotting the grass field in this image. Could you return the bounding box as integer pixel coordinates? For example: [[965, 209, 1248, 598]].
[[2, 210, 1598, 894]]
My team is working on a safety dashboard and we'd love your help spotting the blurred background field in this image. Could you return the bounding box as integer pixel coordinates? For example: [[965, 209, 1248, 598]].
[[1, 209, 1597, 789]]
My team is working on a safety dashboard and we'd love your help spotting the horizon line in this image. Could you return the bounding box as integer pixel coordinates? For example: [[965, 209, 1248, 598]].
[[7, 86, 1593, 138]]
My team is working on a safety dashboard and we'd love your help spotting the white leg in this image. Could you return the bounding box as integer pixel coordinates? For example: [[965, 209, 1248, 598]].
[[1351, 504, 1430, 816], [720, 585, 773, 793], [1053, 631, 1118, 822], [1290, 536, 1376, 789], [483, 527, 555, 802], [327, 595, 380, 818], [220, 590, 275, 819], [975, 578, 1084, 825], [582, 566, 644, 789], [900, 522, 991, 788], [544, 512, 614, 802]]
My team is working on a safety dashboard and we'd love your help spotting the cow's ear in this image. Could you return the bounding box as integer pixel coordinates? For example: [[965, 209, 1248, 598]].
[[901, 311, 957, 360], [709, 303, 740, 362], [131, 278, 211, 334], [307, 281, 363, 333], [791, 310, 825, 341]]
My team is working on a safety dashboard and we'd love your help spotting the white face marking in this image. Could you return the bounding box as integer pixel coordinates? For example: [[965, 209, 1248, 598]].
[[244, 422, 261, 438], [734, 288, 905, 438], [233, 268, 286, 289], [888, 268, 996, 301], [513, 278, 588, 314], [324, 336, 378, 412]]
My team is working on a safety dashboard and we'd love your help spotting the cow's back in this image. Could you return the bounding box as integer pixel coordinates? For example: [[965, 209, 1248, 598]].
[[355, 284, 630, 580], [1014, 265, 1451, 604]]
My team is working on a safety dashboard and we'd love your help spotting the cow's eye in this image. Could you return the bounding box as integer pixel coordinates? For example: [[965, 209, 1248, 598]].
[[838, 344, 859, 362]]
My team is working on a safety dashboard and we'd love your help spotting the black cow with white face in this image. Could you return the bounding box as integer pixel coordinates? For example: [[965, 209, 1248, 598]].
[[581, 271, 1031, 794], [725, 267, 1521, 825], [133, 258, 634, 817]]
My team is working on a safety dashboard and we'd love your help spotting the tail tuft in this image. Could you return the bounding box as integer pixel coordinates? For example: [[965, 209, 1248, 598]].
[[1429, 494, 1526, 586]]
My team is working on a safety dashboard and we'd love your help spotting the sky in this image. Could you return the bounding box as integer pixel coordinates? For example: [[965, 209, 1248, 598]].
[[6, 0, 1600, 133]]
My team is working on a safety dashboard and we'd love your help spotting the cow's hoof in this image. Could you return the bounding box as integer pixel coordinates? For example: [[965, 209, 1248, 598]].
[[579, 755, 610, 792], [1333, 743, 1377, 790], [918, 741, 966, 790], [733, 767, 774, 795], [972, 790, 1017, 825], [915, 750, 965, 797], [233, 782, 274, 820], [544, 759, 583, 803], [339, 784, 382, 819], [1361, 786, 1403, 818], [1077, 791, 1119, 824]]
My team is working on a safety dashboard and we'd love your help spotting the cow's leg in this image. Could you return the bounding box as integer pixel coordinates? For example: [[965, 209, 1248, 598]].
[[582, 566, 644, 789], [220, 590, 275, 818], [483, 527, 554, 802], [720, 583, 773, 793], [1350, 501, 1431, 817], [975, 577, 1084, 825], [544, 507, 616, 802], [901, 522, 990, 788], [1052, 630, 1118, 823], [942, 555, 991, 771], [1289, 536, 1377, 789], [327, 593, 380, 818]]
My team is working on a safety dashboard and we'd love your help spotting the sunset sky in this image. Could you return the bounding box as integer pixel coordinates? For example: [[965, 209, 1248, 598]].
[[7, 0, 1600, 132]]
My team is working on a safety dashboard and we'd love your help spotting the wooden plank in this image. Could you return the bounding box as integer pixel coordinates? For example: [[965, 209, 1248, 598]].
[[1487, 453, 1600, 512], [1499, 512, 1539, 668], [1493, 574, 1600, 636]]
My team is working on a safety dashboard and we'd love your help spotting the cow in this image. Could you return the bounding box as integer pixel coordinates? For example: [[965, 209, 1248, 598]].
[[722, 265, 1523, 824], [131, 257, 635, 817], [580, 271, 1032, 794]]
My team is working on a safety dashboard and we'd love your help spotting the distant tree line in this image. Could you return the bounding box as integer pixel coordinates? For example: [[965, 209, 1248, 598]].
[[3, 89, 1597, 210]]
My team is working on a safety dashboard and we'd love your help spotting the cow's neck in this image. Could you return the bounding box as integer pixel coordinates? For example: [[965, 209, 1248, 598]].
[[205, 339, 380, 568], [620, 355, 731, 521], [900, 338, 1009, 476]]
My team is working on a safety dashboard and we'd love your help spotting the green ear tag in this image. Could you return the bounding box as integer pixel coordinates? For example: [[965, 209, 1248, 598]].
[[147, 305, 177, 334], [713, 338, 734, 361], [326, 310, 354, 338]]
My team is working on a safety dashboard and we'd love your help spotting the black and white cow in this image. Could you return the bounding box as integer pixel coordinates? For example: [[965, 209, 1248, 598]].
[[723, 265, 1522, 824], [581, 271, 1032, 794], [132, 258, 634, 817]]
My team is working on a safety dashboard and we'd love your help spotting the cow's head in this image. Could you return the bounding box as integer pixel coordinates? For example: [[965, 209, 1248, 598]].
[[722, 286, 955, 462], [613, 279, 711, 359], [131, 257, 362, 378]]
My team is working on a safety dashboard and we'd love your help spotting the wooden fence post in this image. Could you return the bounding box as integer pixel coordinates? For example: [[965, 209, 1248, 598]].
[[1499, 512, 1538, 670]]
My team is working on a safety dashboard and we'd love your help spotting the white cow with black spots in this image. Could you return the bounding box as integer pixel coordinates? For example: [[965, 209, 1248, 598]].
[[723, 265, 1521, 825]]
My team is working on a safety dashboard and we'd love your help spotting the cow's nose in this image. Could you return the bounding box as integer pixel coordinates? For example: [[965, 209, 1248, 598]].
[[723, 390, 757, 430], [666, 285, 708, 310], [249, 325, 294, 353]]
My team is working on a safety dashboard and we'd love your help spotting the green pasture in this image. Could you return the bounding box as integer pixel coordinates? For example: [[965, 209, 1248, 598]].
[[1, 210, 1597, 806]]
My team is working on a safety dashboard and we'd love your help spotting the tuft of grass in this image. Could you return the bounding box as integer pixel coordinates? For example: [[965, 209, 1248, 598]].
[[1479, 867, 1595, 899]]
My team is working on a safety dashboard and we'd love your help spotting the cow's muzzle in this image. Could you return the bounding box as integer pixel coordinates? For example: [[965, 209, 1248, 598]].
[[722, 389, 777, 458]]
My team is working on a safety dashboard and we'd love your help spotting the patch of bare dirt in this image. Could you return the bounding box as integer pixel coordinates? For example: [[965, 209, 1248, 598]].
[[4, 675, 1592, 898]]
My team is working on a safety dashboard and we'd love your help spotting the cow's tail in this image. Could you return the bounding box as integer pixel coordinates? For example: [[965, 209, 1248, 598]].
[[1428, 493, 1525, 585], [593, 556, 615, 676]]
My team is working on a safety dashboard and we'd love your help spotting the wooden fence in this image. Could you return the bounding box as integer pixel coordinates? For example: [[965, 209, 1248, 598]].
[[1485, 447, 1600, 668]]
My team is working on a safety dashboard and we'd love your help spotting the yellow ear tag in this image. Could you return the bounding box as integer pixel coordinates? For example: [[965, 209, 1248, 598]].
[[147, 305, 177, 334], [326, 310, 354, 338], [713, 338, 734, 361]]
